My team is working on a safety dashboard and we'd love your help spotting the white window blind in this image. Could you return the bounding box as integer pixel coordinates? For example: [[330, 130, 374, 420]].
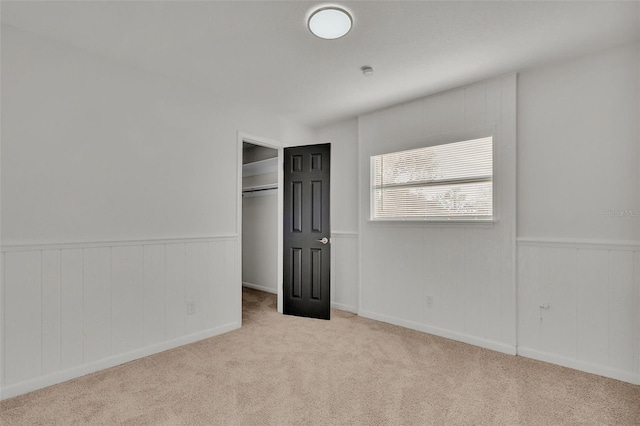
[[371, 137, 493, 220]]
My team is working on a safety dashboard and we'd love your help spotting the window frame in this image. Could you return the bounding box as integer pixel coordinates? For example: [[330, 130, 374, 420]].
[[369, 132, 497, 224]]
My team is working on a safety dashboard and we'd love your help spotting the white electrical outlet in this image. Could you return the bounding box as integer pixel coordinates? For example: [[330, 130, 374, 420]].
[[425, 295, 434, 308], [187, 301, 196, 315]]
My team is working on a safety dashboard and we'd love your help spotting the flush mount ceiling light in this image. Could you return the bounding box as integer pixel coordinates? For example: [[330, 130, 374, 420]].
[[308, 6, 353, 40]]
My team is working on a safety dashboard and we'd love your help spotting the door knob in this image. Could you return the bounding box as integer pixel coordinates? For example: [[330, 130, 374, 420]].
[[316, 237, 329, 245]]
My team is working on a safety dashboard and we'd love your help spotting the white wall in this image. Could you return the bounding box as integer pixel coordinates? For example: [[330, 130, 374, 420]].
[[516, 42, 640, 384], [317, 118, 359, 234], [518, 42, 639, 241], [315, 119, 360, 312], [0, 25, 313, 399], [357, 75, 518, 354], [1, 25, 311, 245]]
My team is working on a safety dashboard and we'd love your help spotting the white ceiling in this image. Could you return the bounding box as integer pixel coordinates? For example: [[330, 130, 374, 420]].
[[2, 1, 638, 128]]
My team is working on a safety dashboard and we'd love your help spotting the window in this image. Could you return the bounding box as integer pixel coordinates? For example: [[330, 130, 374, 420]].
[[371, 136, 493, 220]]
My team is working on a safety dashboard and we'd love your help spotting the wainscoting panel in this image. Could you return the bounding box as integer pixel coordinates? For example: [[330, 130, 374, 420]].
[[1, 236, 240, 399], [41, 250, 61, 375], [165, 243, 186, 341], [4, 251, 42, 387], [636, 250, 640, 379], [143, 244, 166, 346], [111, 245, 144, 356], [185, 242, 210, 334], [60, 249, 83, 370], [517, 239, 640, 384], [208, 240, 225, 326], [359, 225, 516, 356], [84, 247, 112, 363], [330, 232, 359, 313]]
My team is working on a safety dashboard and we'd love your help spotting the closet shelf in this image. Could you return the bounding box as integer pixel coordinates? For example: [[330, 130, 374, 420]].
[[242, 183, 278, 194], [242, 157, 278, 177]]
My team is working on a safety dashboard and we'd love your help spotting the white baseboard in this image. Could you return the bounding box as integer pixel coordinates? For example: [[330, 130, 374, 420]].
[[359, 310, 516, 355], [242, 281, 277, 294], [517, 347, 640, 385], [0, 321, 240, 401], [331, 301, 357, 313]]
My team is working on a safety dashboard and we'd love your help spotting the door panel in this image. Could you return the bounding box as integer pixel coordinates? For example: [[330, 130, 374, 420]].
[[283, 144, 330, 319], [310, 248, 322, 300], [292, 182, 302, 232], [311, 181, 322, 232], [290, 248, 302, 299]]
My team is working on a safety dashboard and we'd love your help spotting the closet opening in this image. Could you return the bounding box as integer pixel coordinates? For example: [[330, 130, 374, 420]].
[[241, 141, 280, 315]]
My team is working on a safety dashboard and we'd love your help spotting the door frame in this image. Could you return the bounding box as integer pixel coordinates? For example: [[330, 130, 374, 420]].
[[237, 132, 284, 315]]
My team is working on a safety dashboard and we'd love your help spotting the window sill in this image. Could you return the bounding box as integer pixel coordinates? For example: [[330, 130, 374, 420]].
[[367, 218, 496, 228]]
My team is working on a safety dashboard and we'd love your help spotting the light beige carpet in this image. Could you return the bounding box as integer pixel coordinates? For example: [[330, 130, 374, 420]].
[[1, 288, 639, 425]]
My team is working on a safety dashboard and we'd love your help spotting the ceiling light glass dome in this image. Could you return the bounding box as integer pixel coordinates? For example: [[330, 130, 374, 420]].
[[308, 7, 352, 40]]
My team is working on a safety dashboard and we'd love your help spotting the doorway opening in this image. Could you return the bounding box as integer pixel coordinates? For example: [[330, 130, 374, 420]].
[[238, 135, 284, 319]]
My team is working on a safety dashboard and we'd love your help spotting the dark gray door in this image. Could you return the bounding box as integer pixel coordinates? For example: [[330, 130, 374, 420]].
[[283, 144, 330, 320]]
